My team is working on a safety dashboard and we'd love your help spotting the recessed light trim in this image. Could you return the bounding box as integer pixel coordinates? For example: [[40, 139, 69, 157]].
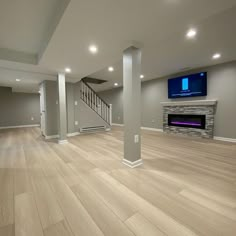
[[114, 83, 118, 86], [108, 67, 114, 72], [140, 74, 144, 79], [16, 79, 21, 82], [186, 29, 197, 38], [89, 45, 98, 54], [212, 53, 221, 60], [65, 67, 71, 73]]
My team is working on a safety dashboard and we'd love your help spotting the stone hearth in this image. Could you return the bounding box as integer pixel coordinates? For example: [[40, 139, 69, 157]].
[[161, 100, 217, 139]]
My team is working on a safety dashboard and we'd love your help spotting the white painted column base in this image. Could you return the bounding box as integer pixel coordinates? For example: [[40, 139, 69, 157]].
[[122, 159, 143, 168], [58, 140, 68, 144]]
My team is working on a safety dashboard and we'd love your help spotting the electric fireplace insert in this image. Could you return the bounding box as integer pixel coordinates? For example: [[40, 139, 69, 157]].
[[168, 114, 206, 129]]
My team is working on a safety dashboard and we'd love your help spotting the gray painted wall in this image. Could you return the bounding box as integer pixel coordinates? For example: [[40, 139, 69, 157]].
[[0, 86, 40, 127], [79, 99, 110, 129], [99, 61, 236, 139], [66, 83, 75, 134], [44, 81, 58, 136], [44, 81, 110, 136]]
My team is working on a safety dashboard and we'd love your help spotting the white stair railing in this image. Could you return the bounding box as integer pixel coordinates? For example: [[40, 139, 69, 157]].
[[80, 80, 112, 125]]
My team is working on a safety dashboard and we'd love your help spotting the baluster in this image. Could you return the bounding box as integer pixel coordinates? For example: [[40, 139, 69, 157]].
[[107, 105, 109, 123], [98, 97, 100, 114], [104, 103, 107, 120], [102, 101, 103, 118], [95, 95, 97, 112], [104, 103, 106, 120], [88, 87, 91, 107], [82, 82, 84, 100], [101, 101, 102, 117], [87, 87, 89, 105], [105, 105, 107, 122], [105, 105, 107, 121], [93, 92, 95, 110], [103, 102, 105, 120], [86, 85, 89, 104], [101, 100, 102, 116], [99, 99, 101, 115]]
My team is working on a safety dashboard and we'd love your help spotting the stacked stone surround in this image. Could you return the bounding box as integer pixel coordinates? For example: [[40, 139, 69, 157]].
[[161, 100, 217, 139]]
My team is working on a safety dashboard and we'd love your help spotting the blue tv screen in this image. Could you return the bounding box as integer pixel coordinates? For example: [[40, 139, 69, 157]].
[[168, 72, 207, 99]]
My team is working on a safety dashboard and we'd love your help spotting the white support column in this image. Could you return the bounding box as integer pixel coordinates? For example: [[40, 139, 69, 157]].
[[57, 73, 68, 144], [122, 46, 142, 168], [109, 104, 112, 125]]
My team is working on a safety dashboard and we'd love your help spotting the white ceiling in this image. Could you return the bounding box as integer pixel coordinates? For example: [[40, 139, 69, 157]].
[[0, 0, 236, 92], [89, 3, 236, 91], [0, 0, 69, 55], [0, 0, 70, 92], [0, 64, 56, 93]]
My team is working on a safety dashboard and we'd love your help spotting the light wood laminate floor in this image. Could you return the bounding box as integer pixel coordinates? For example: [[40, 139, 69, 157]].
[[0, 127, 236, 236]]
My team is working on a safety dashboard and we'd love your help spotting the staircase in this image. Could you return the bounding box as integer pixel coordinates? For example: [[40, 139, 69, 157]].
[[80, 80, 112, 129]]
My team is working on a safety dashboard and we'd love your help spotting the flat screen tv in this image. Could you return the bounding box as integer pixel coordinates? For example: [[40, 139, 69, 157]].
[[168, 72, 207, 99]]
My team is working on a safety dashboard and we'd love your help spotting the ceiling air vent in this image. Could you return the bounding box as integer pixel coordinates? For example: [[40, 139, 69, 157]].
[[82, 77, 107, 84]]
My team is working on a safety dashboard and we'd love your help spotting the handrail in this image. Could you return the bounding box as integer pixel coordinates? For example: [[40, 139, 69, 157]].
[[80, 80, 111, 125], [82, 79, 110, 107]]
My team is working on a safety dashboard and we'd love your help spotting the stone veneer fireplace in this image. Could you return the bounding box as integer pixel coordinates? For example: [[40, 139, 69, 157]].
[[161, 100, 217, 139]]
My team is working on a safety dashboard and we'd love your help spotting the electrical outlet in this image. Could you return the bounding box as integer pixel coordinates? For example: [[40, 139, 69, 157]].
[[75, 101, 78, 106], [134, 135, 139, 143], [118, 116, 120, 120], [75, 121, 78, 125], [31, 117, 34, 121], [152, 119, 155, 123], [56, 100, 59, 105]]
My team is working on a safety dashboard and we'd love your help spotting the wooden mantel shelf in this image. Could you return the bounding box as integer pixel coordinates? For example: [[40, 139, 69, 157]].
[[160, 100, 217, 106]]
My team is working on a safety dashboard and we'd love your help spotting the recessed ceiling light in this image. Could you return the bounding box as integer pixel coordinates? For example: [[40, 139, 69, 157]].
[[114, 83, 118, 86], [16, 79, 21, 82], [108, 67, 114, 72], [65, 67, 71, 73], [140, 74, 144, 79], [186, 29, 197, 38], [212, 53, 221, 60], [89, 45, 98, 54]]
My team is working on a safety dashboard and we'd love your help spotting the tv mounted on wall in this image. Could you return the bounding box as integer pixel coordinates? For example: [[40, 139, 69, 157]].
[[168, 72, 207, 99]]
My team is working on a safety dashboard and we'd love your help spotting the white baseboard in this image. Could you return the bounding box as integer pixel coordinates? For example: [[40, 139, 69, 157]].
[[45, 134, 59, 140], [214, 136, 236, 143], [58, 140, 68, 144], [0, 124, 40, 130], [112, 123, 163, 133], [123, 159, 143, 168], [112, 123, 124, 127], [45, 132, 80, 140], [67, 132, 80, 137], [141, 127, 163, 132]]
